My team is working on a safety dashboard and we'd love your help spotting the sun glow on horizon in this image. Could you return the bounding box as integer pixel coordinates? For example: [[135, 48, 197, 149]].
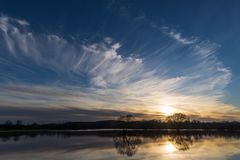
[[161, 105, 175, 116]]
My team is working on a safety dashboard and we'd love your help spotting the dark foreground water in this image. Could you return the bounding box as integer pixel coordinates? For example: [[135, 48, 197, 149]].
[[0, 131, 240, 160]]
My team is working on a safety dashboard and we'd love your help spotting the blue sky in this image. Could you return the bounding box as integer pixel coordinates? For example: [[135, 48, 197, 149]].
[[0, 0, 239, 122]]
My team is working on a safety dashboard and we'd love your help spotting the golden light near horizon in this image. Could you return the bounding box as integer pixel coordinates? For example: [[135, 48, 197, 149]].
[[161, 105, 175, 116]]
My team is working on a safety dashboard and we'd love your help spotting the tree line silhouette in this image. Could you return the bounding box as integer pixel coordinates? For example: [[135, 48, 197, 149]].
[[1, 113, 240, 131]]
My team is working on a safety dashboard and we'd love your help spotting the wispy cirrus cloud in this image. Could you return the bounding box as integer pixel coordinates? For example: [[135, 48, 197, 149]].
[[152, 25, 198, 45], [164, 29, 197, 45], [0, 15, 237, 122]]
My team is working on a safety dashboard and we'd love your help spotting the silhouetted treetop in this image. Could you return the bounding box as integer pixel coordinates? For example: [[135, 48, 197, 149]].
[[118, 114, 135, 122], [166, 113, 190, 123]]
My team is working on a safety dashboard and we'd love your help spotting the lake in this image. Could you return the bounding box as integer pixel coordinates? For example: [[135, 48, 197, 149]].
[[0, 131, 240, 160]]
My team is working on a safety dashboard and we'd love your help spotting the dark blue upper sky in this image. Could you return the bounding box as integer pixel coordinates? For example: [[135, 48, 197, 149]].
[[0, 0, 239, 122]]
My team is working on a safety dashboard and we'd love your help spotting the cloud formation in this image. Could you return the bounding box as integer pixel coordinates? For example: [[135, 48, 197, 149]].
[[163, 28, 197, 45], [0, 15, 238, 122]]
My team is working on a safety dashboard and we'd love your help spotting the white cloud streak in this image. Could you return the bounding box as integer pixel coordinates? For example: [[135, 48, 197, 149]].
[[0, 15, 238, 121], [160, 26, 197, 45]]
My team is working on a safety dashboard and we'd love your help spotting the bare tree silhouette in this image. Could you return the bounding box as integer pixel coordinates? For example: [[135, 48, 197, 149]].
[[168, 135, 193, 151], [113, 115, 141, 157], [113, 134, 142, 157], [166, 113, 190, 123], [118, 114, 135, 132]]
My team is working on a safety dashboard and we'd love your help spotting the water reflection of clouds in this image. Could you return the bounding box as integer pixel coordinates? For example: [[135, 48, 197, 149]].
[[0, 132, 240, 160]]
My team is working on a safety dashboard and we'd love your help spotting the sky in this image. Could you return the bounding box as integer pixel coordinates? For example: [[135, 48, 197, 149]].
[[0, 0, 240, 123]]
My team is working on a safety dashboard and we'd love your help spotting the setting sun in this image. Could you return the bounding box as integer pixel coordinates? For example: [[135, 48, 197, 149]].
[[161, 105, 174, 116], [1, 1, 240, 160]]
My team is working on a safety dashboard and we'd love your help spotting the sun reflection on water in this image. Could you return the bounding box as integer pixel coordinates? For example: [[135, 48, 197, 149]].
[[164, 141, 177, 153]]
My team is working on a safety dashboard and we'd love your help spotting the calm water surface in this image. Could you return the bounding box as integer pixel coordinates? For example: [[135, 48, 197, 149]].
[[0, 131, 240, 160]]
